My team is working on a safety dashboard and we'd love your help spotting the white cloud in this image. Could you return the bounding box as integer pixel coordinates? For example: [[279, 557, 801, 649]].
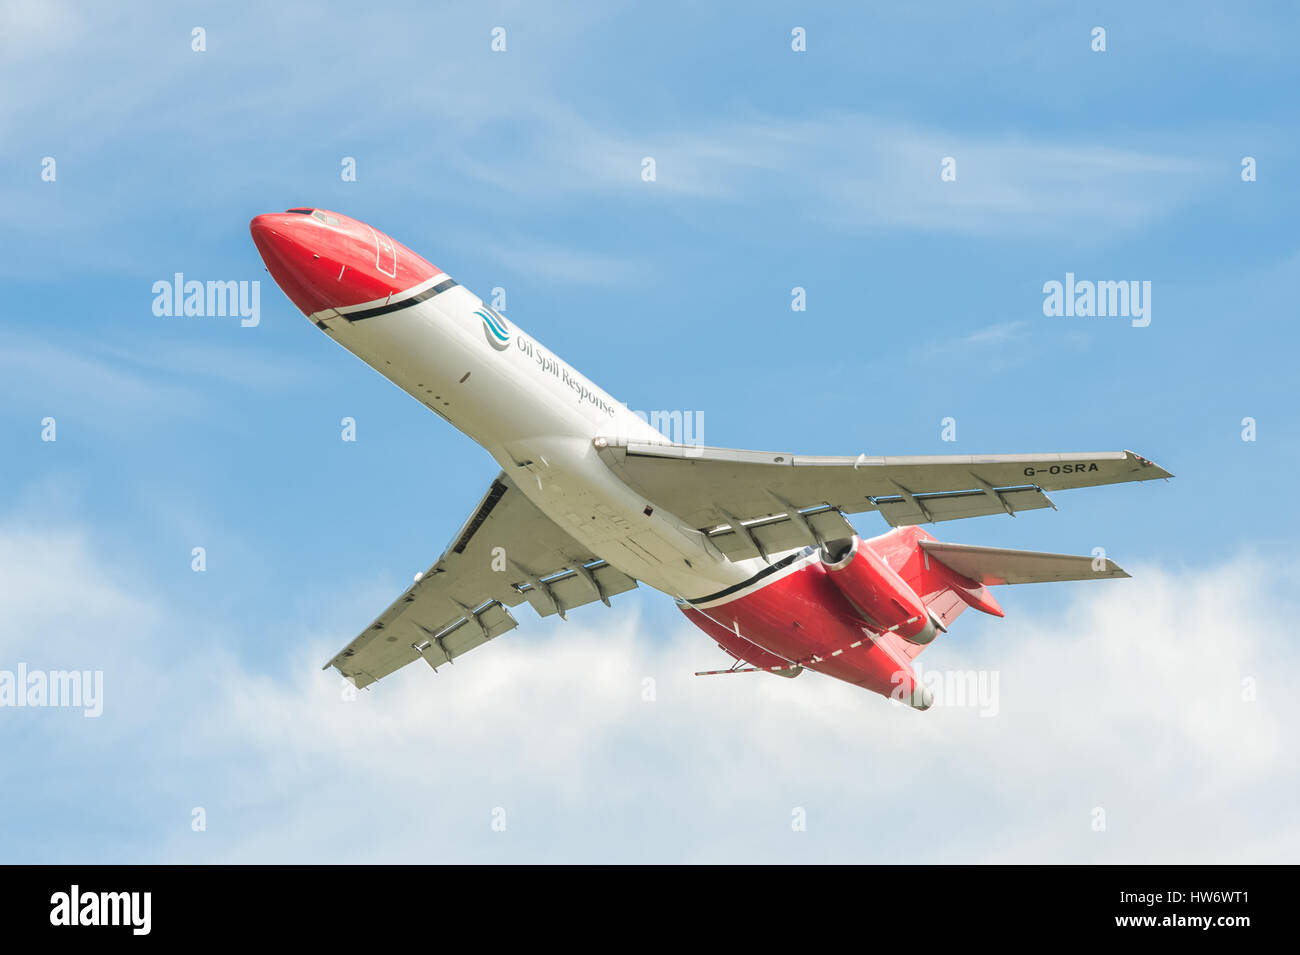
[[0, 0, 85, 66], [1, 520, 1296, 863], [459, 233, 648, 288], [959, 320, 1031, 346], [404, 107, 1211, 240], [0, 334, 313, 444], [0, 3, 1216, 272], [0, 337, 197, 414]]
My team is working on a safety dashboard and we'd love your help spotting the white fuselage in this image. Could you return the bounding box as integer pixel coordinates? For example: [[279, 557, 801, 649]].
[[316, 274, 767, 601]]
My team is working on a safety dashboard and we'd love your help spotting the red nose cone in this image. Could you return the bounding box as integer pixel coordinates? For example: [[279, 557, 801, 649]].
[[250, 210, 440, 316]]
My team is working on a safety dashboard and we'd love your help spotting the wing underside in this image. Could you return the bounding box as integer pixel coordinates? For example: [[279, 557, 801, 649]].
[[324, 472, 637, 689], [594, 438, 1171, 562]]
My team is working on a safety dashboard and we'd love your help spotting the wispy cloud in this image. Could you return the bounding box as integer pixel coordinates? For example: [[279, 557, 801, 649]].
[[910, 319, 1035, 371], [960, 320, 1031, 346], [0, 334, 316, 431], [0, 3, 1220, 283], [460, 233, 648, 287], [96, 339, 317, 393], [400, 106, 1214, 240], [0, 335, 198, 414]]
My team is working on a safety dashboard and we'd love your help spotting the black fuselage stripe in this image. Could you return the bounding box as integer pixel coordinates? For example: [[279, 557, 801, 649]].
[[686, 551, 801, 605], [344, 278, 458, 322]]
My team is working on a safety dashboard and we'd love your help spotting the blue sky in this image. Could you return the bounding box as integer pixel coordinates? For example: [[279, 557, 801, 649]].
[[2, 1, 1298, 862]]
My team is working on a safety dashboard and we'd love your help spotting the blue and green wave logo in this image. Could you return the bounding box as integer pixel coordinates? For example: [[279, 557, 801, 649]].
[[475, 307, 510, 350]]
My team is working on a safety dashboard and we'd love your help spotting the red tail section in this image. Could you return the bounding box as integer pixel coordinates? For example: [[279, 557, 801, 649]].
[[855, 527, 1006, 656], [682, 606, 803, 678], [683, 526, 1122, 707]]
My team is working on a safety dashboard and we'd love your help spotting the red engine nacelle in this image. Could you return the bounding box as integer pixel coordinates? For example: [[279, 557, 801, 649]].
[[823, 536, 942, 645]]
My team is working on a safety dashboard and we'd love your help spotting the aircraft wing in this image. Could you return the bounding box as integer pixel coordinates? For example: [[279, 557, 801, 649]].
[[594, 438, 1171, 562], [324, 471, 638, 689]]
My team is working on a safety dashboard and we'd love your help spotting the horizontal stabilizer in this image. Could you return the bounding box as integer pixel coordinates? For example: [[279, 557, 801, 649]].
[[918, 540, 1128, 586]]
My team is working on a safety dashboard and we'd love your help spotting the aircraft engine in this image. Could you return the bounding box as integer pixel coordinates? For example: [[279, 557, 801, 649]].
[[822, 536, 942, 645]]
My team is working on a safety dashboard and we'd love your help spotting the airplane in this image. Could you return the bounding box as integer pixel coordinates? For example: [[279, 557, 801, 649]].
[[250, 207, 1172, 710]]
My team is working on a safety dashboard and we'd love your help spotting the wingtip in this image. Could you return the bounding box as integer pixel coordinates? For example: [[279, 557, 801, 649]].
[[1126, 450, 1173, 481]]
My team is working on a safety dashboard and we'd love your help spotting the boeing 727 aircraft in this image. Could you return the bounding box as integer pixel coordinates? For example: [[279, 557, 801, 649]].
[[251, 208, 1171, 709]]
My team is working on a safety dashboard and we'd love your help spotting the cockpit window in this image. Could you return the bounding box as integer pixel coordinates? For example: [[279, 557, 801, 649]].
[[286, 208, 313, 214], [311, 210, 342, 227]]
